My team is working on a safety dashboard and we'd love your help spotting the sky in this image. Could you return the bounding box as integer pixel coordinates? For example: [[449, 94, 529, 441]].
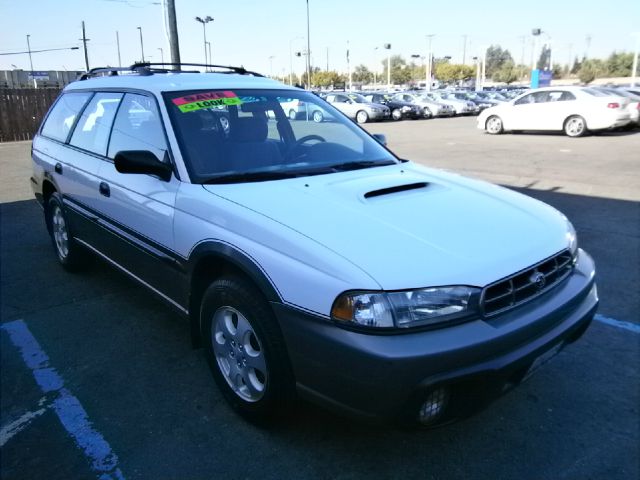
[[1, 0, 639, 76]]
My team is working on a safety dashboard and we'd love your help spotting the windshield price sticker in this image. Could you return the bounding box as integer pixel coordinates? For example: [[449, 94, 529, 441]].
[[173, 91, 243, 112]]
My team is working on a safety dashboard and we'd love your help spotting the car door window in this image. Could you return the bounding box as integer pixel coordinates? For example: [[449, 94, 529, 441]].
[[41, 92, 93, 142], [69, 92, 123, 156], [514, 94, 536, 105], [108, 93, 168, 162]]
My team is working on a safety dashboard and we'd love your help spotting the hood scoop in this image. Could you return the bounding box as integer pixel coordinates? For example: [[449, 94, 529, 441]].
[[364, 182, 429, 199]]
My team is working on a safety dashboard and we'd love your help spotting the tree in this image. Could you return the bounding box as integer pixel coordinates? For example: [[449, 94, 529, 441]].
[[493, 61, 518, 84], [352, 64, 373, 84], [312, 70, 345, 87], [485, 45, 514, 79], [381, 55, 412, 85], [300, 67, 321, 88], [435, 63, 475, 84], [578, 59, 604, 84], [605, 52, 634, 77], [536, 45, 551, 71]]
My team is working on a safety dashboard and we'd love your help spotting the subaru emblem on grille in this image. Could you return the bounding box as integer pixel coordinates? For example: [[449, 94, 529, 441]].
[[531, 271, 546, 290]]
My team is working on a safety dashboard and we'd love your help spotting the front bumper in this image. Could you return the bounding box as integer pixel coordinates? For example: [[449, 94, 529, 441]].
[[273, 249, 597, 422]]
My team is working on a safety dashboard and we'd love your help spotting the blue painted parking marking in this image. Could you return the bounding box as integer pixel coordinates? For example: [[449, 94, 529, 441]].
[[594, 314, 640, 334], [1, 320, 125, 480]]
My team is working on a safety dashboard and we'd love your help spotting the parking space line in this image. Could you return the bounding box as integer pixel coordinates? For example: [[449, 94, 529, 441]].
[[0, 400, 48, 448], [594, 314, 640, 334], [1, 320, 126, 480]]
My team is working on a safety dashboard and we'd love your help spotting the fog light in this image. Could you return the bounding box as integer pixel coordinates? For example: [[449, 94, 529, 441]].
[[417, 387, 450, 425]]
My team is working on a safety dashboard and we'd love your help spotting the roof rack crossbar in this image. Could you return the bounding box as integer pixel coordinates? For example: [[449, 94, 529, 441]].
[[78, 62, 264, 80]]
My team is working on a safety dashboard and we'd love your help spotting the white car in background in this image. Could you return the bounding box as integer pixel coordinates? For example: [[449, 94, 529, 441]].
[[593, 87, 640, 128], [478, 86, 631, 137]]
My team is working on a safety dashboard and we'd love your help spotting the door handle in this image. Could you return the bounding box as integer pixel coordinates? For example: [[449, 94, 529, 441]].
[[99, 182, 110, 197], [54, 163, 62, 174]]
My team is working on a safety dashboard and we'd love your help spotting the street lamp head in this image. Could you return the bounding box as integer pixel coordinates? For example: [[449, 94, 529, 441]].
[[71, 47, 80, 50], [383, 43, 391, 49], [532, 28, 542, 36], [205, 16, 213, 22]]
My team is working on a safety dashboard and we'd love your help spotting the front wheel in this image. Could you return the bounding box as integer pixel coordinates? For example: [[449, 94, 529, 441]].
[[485, 115, 504, 135], [288, 109, 297, 120], [564, 115, 587, 137], [201, 276, 295, 422], [391, 109, 402, 121], [312, 110, 324, 123], [356, 110, 369, 124], [46, 192, 87, 271]]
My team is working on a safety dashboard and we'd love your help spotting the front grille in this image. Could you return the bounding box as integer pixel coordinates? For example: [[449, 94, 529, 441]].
[[481, 250, 574, 316]]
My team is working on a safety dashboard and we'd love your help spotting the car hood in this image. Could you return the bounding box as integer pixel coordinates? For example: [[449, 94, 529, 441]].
[[203, 163, 570, 290]]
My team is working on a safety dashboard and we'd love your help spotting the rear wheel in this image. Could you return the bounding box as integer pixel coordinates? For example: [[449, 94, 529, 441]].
[[564, 115, 587, 137], [356, 110, 369, 124], [46, 192, 87, 271], [201, 276, 295, 422], [485, 115, 504, 134], [288, 109, 297, 120]]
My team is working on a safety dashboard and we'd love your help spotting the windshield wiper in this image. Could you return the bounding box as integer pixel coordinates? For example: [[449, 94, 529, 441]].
[[329, 160, 396, 172], [203, 171, 301, 184]]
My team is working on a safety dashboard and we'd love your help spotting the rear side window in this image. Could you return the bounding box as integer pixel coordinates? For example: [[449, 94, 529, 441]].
[[40, 92, 92, 142], [108, 93, 167, 161], [70, 93, 123, 155]]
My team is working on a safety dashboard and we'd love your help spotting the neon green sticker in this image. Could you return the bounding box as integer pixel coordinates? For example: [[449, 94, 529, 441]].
[[177, 96, 243, 113]]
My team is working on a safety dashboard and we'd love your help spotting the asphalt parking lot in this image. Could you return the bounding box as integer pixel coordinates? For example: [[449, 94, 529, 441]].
[[1, 117, 638, 480]]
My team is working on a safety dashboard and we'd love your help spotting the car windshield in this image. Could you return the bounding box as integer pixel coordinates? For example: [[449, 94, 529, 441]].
[[348, 93, 368, 103], [164, 89, 397, 183]]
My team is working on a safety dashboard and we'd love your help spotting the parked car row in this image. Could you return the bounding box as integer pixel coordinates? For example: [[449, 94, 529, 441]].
[[292, 89, 525, 124], [477, 86, 639, 137]]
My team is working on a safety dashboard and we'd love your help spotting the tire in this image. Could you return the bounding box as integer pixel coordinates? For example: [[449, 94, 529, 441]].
[[288, 109, 297, 120], [356, 110, 369, 124], [312, 110, 324, 123], [485, 115, 504, 135], [46, 192, 87, 272], [423, 107, 432, 119], [201, 276, 295, 422], [564, 115, 588, 137], [391, 109, 402, 121]]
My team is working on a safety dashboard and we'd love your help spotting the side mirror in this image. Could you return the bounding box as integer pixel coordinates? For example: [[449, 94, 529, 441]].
[[372, 133, 387, 146], [114, 150, 173, 181]]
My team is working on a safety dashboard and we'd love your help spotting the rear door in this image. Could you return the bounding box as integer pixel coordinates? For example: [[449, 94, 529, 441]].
[[43, 92, 123, 241]]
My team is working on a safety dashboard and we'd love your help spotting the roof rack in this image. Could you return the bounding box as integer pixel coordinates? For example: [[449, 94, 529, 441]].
[[79, 62, 264, 80]]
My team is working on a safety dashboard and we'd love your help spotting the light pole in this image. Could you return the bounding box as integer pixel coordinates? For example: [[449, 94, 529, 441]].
[[206, 42, 212, 68], [137, 26, 145, 63], [158, 47, 164, 65], [531, 28, 541, 72], [195, 16, 214, 67], [116, 31, 122, 67], [426, 34, 435, 91], [26, 35, 34, 71], [268, 55, 275, 77], [289, 36, 303, 85], [384, 43, 391, 89], [462, 34, 468, 64], [305, 0, 312, 89], [632, 33, 640, 87]]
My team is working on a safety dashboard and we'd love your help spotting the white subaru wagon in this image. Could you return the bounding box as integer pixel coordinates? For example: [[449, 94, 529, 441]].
[[30, 64, 598, 426]]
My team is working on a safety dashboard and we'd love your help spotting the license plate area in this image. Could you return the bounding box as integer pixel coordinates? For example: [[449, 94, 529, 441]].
[[522, 341, 565, 382]]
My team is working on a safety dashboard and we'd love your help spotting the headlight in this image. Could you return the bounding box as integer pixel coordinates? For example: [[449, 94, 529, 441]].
[[401, 106, 412, 112], [331, 286, 480, 329], [371, 108, 381, 113], [567, 220, 579, 263]]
